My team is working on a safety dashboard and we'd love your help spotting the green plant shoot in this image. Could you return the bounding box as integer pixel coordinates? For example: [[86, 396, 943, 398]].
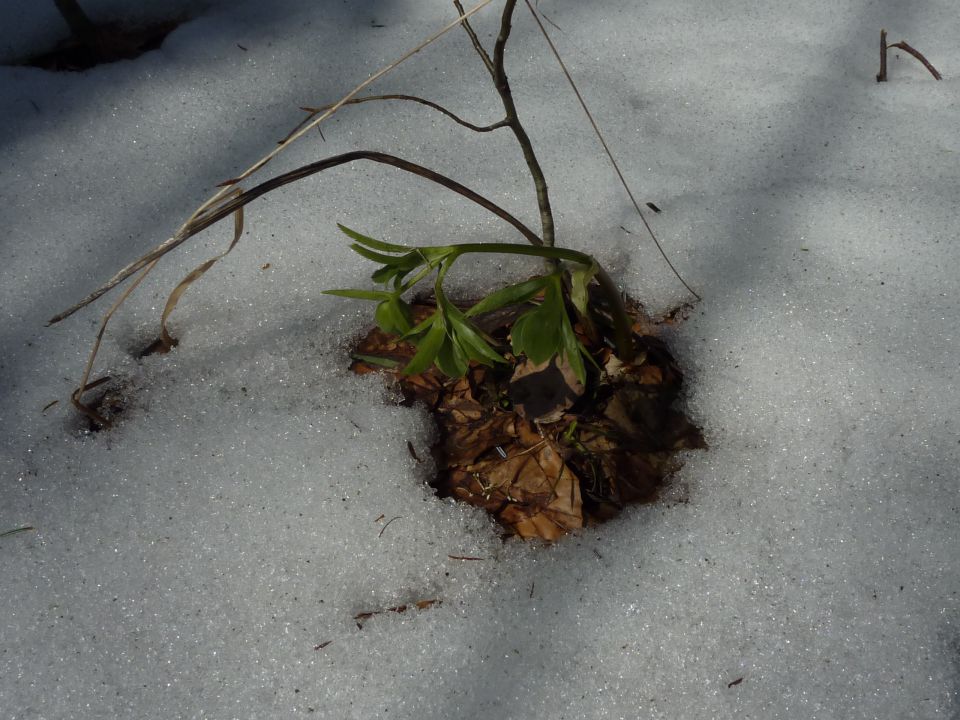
[[324, 224, 612, 383]]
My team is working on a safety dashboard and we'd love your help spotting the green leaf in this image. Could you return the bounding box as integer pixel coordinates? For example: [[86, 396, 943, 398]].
[[465, 276, 548, 317], [401, 311, 437, 342], [402, 316, 446, 376], [396, 263, 436, 293], [369, 251, 424, 285], [337, 224, 409, 253], [435, 332, 469, 377], [416, 246, 457, 264], [371, 264, 403, 285], [375, 296, 413, 335], [322, 288, 393, 301], [349, 243, 410, 266], [559, 313, 587, 384], [512, 313, 560, 364], [570, 262, 598, 318], [449, 314, 505, 366], [511, 281, 564, 364], [441, 298, 501, 364]]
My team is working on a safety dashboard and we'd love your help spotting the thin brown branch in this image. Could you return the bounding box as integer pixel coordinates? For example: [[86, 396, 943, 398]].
[[492, 0, 556, 249], [524, 0, 701, 301], [299, 95, 508, 135], [454, 0, 496, 78], [49, 151, 543, 324], [887, 40, 942, 80]]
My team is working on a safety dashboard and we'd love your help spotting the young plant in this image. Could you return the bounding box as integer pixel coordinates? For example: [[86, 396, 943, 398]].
[[324, 224, 616, 383]]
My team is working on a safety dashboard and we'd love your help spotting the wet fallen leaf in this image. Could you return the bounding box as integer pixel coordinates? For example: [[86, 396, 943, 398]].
[[446, 421, 583, 539], [509, 354, 584, 423]]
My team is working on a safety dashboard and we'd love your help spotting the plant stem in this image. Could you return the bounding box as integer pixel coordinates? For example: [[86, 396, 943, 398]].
[[491, 0, 556, 248], [449, 242, 590, 264], [876, 29, 942, 82]]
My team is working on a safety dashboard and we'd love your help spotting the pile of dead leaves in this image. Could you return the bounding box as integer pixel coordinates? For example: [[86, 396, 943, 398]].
[[351, 295, 705, 541]]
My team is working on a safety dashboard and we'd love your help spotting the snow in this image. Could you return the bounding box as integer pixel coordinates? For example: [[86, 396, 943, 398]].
[[2, 0, 958, 718]]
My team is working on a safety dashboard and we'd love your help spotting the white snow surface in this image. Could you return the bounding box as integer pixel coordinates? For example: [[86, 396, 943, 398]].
[[2, 1, 959, 718]]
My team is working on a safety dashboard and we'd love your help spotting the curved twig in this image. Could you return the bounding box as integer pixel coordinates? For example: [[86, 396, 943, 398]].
[[49, 151, 542, 324], [887, 40, 942, 80], [492, 0, 556, 248], [299, 95, 509, 135]]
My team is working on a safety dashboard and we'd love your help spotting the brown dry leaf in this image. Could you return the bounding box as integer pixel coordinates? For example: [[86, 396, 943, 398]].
[[509, 354, 584, 423], [442, 376, 485, 422], [399, 371, 446, 408], [662, 410, 708, 451], [637, 364, 663, 385], [351, 325, 414, 372], [442, 412, 517, 466], [436, 372, 517, 465], [449, 421, 583, 540]]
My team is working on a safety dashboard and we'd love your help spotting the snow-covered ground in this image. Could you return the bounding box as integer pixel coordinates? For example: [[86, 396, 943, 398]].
[[2, 1, 958, 718]]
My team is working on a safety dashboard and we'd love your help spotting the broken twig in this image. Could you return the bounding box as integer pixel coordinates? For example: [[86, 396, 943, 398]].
[[876, 29, 942, 82]]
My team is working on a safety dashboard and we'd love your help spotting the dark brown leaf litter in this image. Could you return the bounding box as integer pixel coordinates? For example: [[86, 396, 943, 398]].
[[351, 291, 706, 541]]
